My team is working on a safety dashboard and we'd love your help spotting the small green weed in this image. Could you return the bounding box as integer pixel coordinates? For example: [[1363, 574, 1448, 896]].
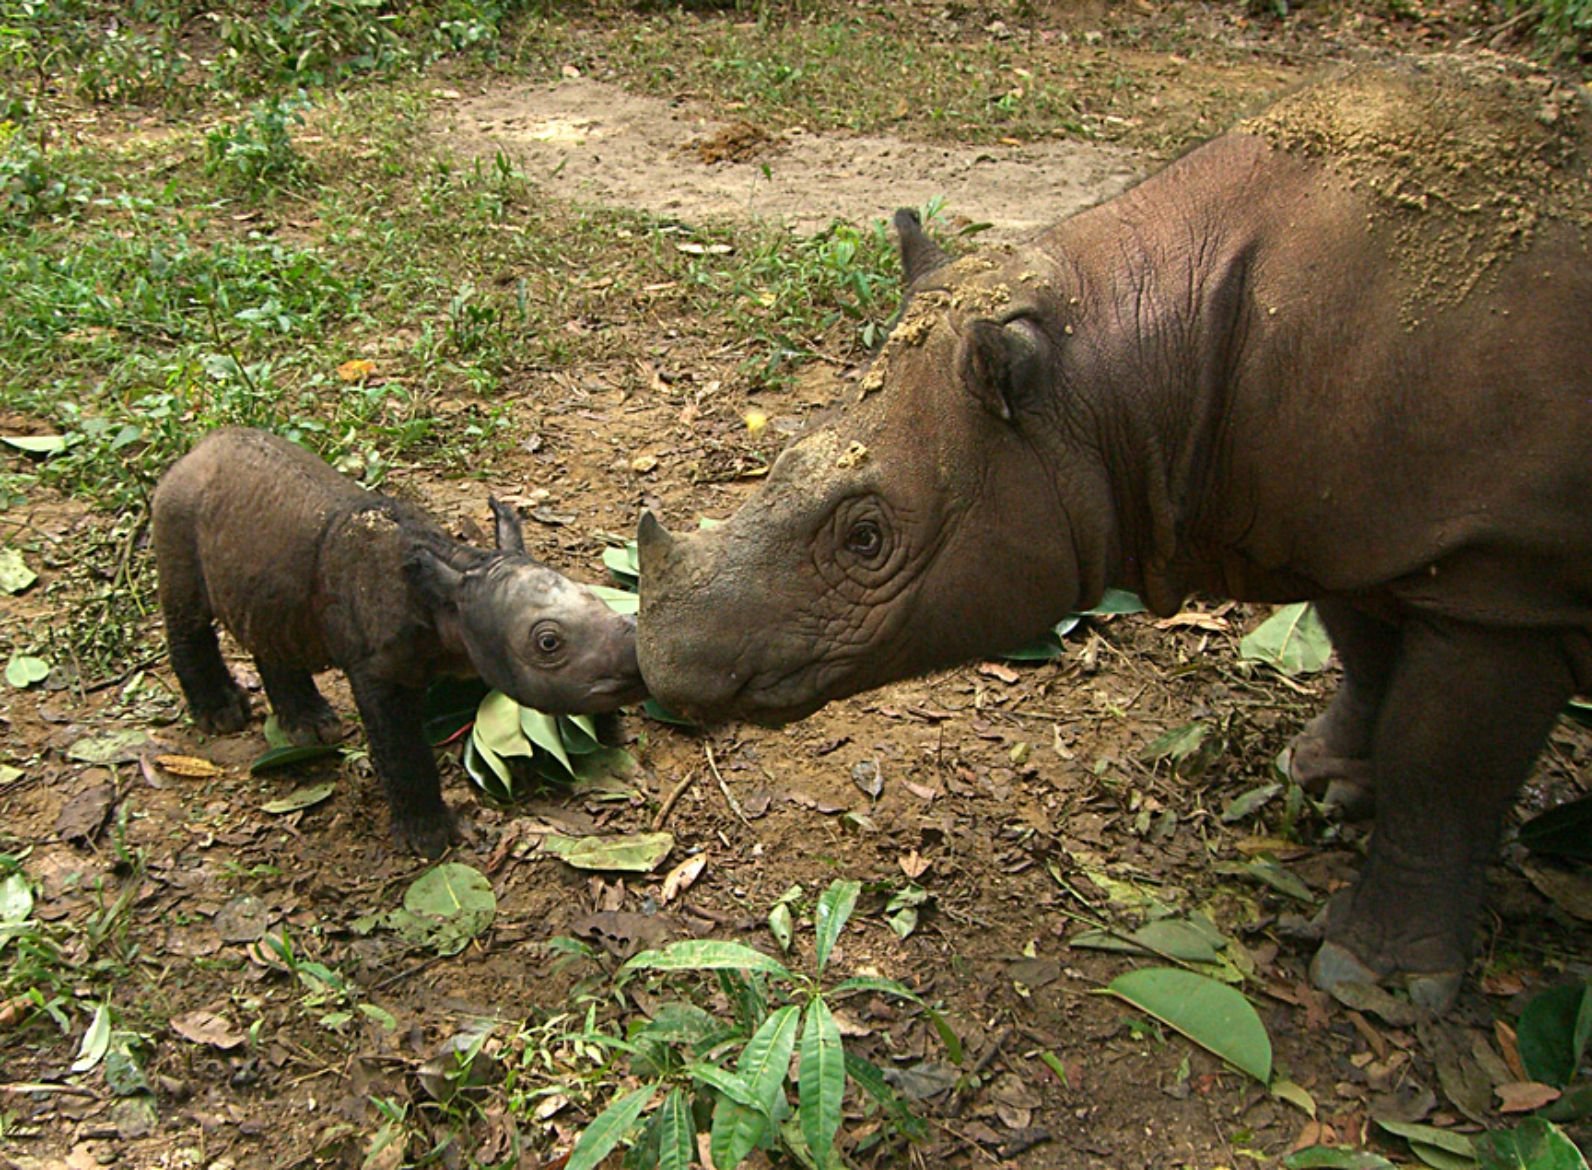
[[204, 93, 313, 194], [0, 128, 90, 225], [553, 880, 945, 1170]]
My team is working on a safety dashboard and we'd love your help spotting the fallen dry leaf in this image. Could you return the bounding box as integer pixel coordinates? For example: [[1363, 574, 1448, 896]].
[[1495, 1081, 1561, 1113], [899, 849, 931, 880], [154, 754, 222, 779], [336, 358, 376, 383], [1495, 1020, 1526, 1082], [976, 661, 1020, 684], [170, 1009, 246, 1050], [659, 854, 707, 904], [1154, 611, 1231, 632]]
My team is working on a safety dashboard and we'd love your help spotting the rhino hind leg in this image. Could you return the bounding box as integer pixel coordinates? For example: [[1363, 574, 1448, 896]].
[[1312, 616, 1574, 1012], [259, 662, 343, 746], [169, 624, 251, 735], [347, 668, 457, 858], [1288, 598, 1399, 818]]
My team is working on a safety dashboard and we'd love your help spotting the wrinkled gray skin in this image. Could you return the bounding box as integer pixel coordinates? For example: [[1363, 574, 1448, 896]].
[[154, 428, 644, 857], [638, 92, 1592, 1012]]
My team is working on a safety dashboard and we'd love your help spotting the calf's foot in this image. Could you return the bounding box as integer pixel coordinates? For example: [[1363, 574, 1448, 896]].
[[191, 682, 251, 735], [1287, 718, 1375, 818], [393, 806, 458, 860]]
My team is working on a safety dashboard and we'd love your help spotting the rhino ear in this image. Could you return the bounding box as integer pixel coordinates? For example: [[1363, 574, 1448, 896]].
[[893, 208, 949, 287], [958, 317, 1041, 423], [405, 546, 466, 611], [488, 496, 526, 554]]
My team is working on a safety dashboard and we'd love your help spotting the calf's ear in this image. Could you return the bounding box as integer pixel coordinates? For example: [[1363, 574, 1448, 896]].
[[488, 496, 526, 553], [894, 208, 949, 287], [404, 546, 465, 611], [958, 317, 1041, 423]]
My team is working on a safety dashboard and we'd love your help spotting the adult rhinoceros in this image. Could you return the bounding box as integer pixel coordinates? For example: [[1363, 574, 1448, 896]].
[[636, 59, 1592, 1011]]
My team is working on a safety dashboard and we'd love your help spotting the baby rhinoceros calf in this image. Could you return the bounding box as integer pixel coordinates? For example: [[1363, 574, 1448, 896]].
[[153, 427, 645, 856]]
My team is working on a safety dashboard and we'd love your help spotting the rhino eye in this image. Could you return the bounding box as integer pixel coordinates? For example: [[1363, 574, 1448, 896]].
[[532, 623, 564, 657], [844, 520, 884, 560]]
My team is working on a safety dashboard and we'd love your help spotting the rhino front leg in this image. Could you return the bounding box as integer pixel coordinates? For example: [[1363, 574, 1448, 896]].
[[347, 669, 456, 858], [160, 588, 250, 736], [258, 662, 343, 746], [1310, 617, 1575, 1012], [1289, 598, 1399, 817]]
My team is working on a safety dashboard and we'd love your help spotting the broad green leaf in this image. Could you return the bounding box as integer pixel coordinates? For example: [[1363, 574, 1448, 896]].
[[0, 872, 32, 923], [1230, 858, 1316, 904], [602, 544, 640, 587], [565, 1083, 656, 1170], [521, 707, 575, 777], [829, 975, 923, 1004], [0, 548, 36, 594], [260, 781, 336, 813], [1285, 1148, 1399, 1169], [642, 698, 697, 727], [66, 729, 149, 764], [71, 1002, 112, 1073], [1517, 982, 1592, 1087], [1141, 722, 1209, 763], [0, 764, 20, 787], [1107, 967, 1272, 1083], [422, 676, 489, 746], [711, 1094, 771, 1170], [103, 1032, 151, 1096], [622, 940, 794, 982], [998, 622, 1070, 661], [462, 735, 514, 801], [1474, 1118, 1589, 1170], [544, 831, 674, 873], [657, 1087, 694, 1170], [1085, 588, 1147, 616], [1375, 1119, 1477, 1161], [813, 880, 860, 976], [560, 714, 604, 756], [476, 690, 535, 759], [2, 434, 67, 455], [1240, 603, 1333, 676], [250, 743, 341, 774], [843, 1051, 929, 1142], [740, 1005, 801, 1116], [684, 1063, 760, 1109], [391, 863, 496, 956], [3, 654, 47, 689], [1271, 1078, 1317, 1118], [1071, 919, 1223, 963], [799, 998, 845, 1169], [769, 901, 795, 953], [1222, 782, 1282, 823], [1519, 797, 1592, 863]]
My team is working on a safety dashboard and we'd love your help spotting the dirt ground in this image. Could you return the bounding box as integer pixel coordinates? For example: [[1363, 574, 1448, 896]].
[[4, 7, 1592, 1170]]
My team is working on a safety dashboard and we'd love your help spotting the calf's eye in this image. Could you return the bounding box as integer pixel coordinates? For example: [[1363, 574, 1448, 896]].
[[533, 624, 563, 656], [845, 520, 882, 559]]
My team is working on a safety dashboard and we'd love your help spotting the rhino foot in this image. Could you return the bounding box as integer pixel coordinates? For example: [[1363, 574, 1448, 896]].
[[1286, 726, 1376, 819], [193, 685, 251, 736], [278, 707, 345, 747], [1309, 940, 1463, 1015], [395, 807, 458, 860]]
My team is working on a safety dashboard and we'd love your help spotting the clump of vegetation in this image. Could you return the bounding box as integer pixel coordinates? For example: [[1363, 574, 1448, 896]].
[[204, 93, 314, 193]]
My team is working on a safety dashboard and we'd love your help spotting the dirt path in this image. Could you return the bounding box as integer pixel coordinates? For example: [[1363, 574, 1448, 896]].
[[439, 76, 1146, 236]]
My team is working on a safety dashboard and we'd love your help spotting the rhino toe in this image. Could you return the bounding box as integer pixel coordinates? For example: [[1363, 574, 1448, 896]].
[[396, 808, 458, 859], [193, 686, 251, 735]]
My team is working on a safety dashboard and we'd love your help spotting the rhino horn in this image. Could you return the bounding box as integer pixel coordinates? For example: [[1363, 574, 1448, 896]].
[[488, 496, 527, 554], [637, 510, 680, 576], [893, 208, 950, 286]]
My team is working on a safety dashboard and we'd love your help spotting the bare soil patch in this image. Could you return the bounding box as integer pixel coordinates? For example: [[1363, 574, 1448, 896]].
[[438, 76, 1146, 237]]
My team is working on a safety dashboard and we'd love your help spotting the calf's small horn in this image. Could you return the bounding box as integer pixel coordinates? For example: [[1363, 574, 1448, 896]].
[[637, 511, 678, 572]]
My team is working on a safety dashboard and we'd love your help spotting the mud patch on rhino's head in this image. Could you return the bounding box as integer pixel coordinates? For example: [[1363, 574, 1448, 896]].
[[1240, 56, 1592, 318]]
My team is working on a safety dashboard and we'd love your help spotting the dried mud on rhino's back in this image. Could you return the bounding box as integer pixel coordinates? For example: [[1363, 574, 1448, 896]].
[[1240, 55, 1592, 312]]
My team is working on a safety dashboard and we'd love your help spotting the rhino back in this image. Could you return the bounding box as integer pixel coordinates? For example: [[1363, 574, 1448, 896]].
[[153, 428, 412, 669], [1052, 64, 1592, 627]]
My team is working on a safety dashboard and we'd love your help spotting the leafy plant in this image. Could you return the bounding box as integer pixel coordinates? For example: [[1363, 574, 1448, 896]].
[[562, 880, 941, 1170], [204, 93, 313, 194]]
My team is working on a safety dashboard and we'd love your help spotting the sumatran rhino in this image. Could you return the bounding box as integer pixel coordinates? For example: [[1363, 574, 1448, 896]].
[[636, 60, 1592, 1011], [154, 427, 644, 856]]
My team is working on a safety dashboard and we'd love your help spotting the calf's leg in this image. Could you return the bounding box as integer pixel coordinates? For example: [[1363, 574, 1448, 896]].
[[1310, 616, 1575, 1012], [258, 662, 343, 745], [348, 668, 456, 858], [156, 533, 250, 734]]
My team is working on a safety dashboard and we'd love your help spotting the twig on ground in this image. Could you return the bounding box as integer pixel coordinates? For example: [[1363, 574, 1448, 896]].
[[704, 741, 751, 826], [651, 769, 697, 831]]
